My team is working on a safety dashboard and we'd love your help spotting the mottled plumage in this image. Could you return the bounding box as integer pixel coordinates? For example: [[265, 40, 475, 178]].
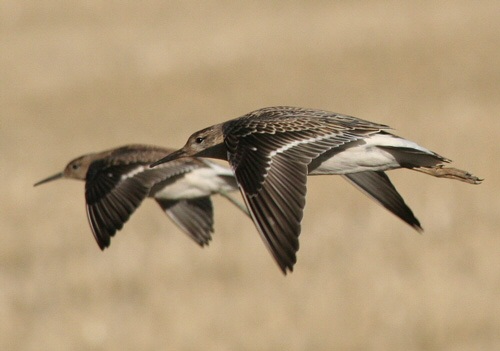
[[35, 144, 247, 249], [151, 106, 482, 274]]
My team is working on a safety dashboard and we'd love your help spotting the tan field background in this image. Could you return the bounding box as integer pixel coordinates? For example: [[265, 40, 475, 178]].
[[1, 1, 499, 350]]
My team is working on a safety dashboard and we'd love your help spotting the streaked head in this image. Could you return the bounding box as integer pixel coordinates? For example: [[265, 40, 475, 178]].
[[151, 124, 227, 167]]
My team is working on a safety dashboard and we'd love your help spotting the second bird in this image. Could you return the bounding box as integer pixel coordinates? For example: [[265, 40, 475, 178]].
[[35, 144, 247, 249]]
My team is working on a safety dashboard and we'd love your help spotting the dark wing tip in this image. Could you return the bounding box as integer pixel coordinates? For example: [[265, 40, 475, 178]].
[[342, 171, 423, 233], [86, 203, 118, 250], [411, 220, 424, 233], [96, 235, 110, 250], [280, 263, 294, 275]]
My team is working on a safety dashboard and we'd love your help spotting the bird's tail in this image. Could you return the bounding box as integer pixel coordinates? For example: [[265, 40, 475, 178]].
[[377, 145, 483, 185]]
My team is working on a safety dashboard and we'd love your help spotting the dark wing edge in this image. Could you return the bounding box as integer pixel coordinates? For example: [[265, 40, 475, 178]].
[[86, 175, 150, 249], [226, 121, 383, 274], [342, 171, 422, 231], [230, 129, 318, 274], [85, 161, 164, 249], [238, 153, 307, 274], [84, 157, 205, 249]]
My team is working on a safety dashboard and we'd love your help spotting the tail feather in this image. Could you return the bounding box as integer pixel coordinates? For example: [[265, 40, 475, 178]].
[[377, 145, 482, 185], [377, 145, 449, 168]]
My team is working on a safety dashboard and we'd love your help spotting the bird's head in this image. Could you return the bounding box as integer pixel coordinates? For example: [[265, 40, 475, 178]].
[[34, 154, 94, 186], [151, 125, 227, 167]]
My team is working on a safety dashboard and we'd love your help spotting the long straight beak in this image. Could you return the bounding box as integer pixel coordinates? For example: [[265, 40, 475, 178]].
[[150, 149, 188, 168], [34, 172, 64, 186]]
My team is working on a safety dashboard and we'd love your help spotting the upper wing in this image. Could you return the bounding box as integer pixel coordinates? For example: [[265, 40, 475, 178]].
[[84, 157, 203, 249], [225, 117, 381, 273], [85, 163, 150, 249]]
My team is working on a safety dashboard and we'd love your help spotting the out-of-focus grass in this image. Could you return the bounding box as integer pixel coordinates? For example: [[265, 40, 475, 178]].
[[1, 1, 499, 350]]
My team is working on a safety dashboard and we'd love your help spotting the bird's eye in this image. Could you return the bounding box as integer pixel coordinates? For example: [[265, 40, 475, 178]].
[[195, 137, 205, 144]]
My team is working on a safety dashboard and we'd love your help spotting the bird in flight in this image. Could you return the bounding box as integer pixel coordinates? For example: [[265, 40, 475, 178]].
[[35, 144, 247, 249], [151, 106, 482, 274]]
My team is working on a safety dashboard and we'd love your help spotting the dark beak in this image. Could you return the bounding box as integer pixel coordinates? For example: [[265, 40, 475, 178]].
[[150, 148, 188, 168], [34, 172, 64, 187]]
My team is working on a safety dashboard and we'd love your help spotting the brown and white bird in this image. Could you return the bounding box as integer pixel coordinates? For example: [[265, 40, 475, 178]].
[[35, 144, 247, 249], [151, 106, 482, 274]]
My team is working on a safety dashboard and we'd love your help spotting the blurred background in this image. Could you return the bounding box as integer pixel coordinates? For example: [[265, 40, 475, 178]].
[[1, 1, 499, 350]]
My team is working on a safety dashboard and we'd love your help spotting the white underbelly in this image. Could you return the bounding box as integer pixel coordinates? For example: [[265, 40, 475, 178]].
[[310, 145, 398, 174], [152, 168, 236, 200], [309, 133, 431, 175]]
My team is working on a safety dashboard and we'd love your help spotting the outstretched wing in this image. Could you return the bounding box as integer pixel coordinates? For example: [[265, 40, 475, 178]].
[[85, 155, 202, 249], [224, 110, 384, 273], [85, 163, 152, 249]]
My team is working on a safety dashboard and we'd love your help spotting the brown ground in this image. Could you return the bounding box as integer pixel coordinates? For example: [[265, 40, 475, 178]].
[[1, 1, 499, 350]]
